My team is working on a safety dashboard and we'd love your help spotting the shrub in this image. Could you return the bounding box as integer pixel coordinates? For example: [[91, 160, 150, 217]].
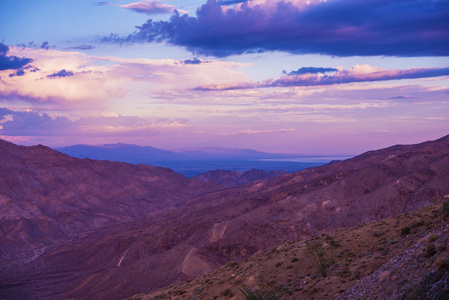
[[240, 286, 279, 300], [401, 226, 411, 235], [222, 288, 233, 297], [306, 241, 328, 277], [443, 200, 449, 216]]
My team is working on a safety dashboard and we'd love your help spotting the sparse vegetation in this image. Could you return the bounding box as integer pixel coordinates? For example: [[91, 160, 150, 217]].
[[401, 226, 411, 235], [306, 241, 328, 277], [130, 201, 449, 300], [222, 288, 233, 297], [240, 285, 279, 300]]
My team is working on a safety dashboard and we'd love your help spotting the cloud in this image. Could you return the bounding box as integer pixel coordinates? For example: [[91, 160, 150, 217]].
[[9, 69, 25, 77], [182, 58, 203, 65], [0, 43, 33, 71], [65, 45, 95, 50], [0, 108, 163, 137], [219, 0, 249, 5], [47, 69, 74, 78], [196, 65, 449, 90], [283, 67, 338, 75], [117, 1, 176, 15], [110, 0, 449, 57], [0, 47, 127, 105], [0, 46, 248, 108]]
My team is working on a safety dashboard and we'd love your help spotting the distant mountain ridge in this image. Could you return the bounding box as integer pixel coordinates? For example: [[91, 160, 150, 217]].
[[55, 143, 329, 177]]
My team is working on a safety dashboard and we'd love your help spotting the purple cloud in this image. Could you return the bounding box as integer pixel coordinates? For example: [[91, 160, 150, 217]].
[[110, 0, 449, 57], [283, 67, 338, 75], [0, 43, 33, 70], [0, 109, 73, 136], [47, 69, 74, 78], [195, 65, 449, 90], [219, 0, 248, 5], [119, 1, 175, 15], [9, 69, 25, 77], [65, 45, 95, 50], [183, 58, 202, 65], [0, 108, 161, 137]]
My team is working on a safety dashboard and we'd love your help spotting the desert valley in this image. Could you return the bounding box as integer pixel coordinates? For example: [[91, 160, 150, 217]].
[[1, 135, 448, 299], [1, 1, 448, 299]]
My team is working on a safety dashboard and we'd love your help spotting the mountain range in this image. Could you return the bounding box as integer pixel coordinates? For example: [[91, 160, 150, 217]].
[[1, 135, 448, 299], [55, 144, 336, 177]]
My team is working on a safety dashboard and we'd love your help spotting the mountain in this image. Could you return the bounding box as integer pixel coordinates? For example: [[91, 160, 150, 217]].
[[193, 169, 287, 188], [171, 147, 294, 160], [55, 144, 327, 177], [55, 143, 183, 164], [0, 139, 219, 263], [135, 201, 449, 300], [1, 135, 449, 299]]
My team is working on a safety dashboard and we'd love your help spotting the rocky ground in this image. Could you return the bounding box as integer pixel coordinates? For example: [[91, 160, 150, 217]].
[[132, 200, 449, 300]]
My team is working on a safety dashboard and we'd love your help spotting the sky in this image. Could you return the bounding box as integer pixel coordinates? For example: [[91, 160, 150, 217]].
[[0, 0, 448, 155]]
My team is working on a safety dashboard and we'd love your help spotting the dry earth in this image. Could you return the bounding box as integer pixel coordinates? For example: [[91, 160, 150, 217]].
[[133, 201, 449, 300]]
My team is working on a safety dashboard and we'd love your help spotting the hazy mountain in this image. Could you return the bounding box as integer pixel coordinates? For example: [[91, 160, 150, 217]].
[[55, 144, 328, 177], [55, 143, 183, 164], [1, 135, 448, 299]]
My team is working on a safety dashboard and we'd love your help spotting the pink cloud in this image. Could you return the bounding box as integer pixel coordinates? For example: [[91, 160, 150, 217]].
[[0, 47, 249, 110], [119, 1, 176, 14], [195, 65, 449, 90]]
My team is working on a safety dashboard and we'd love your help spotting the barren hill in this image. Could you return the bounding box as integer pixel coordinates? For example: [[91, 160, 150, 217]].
[[193, 169, 286, 187], [1, 135, 449, 299], [0, 139, 219, 262], [136, 201, 449, 300]]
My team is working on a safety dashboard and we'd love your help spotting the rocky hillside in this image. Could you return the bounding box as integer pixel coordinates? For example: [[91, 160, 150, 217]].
[[135, 201, 449, 300], [193, 169, 286, 187], [0, 139, 220, 262], [1, 135, 448, 299]]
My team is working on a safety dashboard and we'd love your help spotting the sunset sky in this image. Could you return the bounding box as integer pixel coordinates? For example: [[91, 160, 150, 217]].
[[0, 0, 448, 155]]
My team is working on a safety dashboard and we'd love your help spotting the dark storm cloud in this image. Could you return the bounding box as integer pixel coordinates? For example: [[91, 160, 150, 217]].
[[0, 43, 33, 70], [105, 0, 449, 57]]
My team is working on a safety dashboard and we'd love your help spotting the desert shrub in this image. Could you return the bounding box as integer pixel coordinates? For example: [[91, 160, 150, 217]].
[[428, 234, 438, 243], [372, 229, 389, 237], [306, 241, 328, 277], [443, 200, 449, 216], [226, 261, 237, 268], [434, 257, 449, 270], [222, 288, 233, 297], [425, 244, 437, 258], [401, 226, 411, 235], [240, 286, 279, 300]]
